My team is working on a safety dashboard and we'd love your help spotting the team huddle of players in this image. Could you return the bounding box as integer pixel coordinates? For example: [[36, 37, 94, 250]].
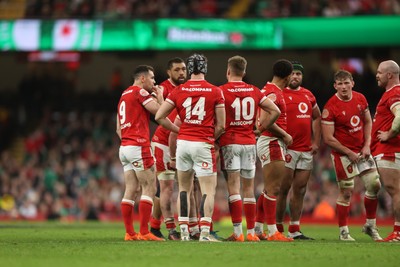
[[116, 54, 400, 242]]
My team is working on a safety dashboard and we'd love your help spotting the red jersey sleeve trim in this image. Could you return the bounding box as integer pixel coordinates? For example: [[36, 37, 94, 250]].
[[143, 98, 153, 106], [166, 99, 175, 106], [390, 101, 400, 110]]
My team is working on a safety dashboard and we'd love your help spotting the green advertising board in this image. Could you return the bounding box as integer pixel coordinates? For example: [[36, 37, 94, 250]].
[[0, 16, 399, 51], [154, 19, 280, 49], [277, 16, 400, 48]]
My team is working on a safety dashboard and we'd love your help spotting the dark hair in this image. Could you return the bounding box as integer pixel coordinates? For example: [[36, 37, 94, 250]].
[[167, 57, 185, 70], [291, 60, 304, 74], [334, 70, 353, 81], [273, 59, 293, 79], [187, 54, 208, 76], [133, 65, 154, 80], [228, 55, 247, 76]]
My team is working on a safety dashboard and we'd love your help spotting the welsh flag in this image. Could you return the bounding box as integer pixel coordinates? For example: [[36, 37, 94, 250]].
[[53, 20, 102, 51], [53, 20, 79, 51]]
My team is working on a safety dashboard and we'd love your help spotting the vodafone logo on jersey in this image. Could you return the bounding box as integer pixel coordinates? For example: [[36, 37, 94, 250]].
[[298, 102, 308, 113], [53, 20, 79, 51], [350, 115, 360, 127]]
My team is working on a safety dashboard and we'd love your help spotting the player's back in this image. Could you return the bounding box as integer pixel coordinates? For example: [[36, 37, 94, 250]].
[[166, 79, 224, 144], [118, 85, 153, 146], [259, 82, 287, 138], [219, 81, 264, 146]]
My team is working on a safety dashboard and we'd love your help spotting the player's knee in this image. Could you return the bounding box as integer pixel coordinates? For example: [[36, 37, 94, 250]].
[[240, 169, 255, 179], [338, 179, 354, 202], [293, 185, 307, 198], [361, 171, 381, 197], [338, 179, 354, 190]]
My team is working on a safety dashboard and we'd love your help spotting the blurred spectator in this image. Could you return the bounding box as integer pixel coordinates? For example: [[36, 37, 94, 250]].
[[22, 0, 400, 19]]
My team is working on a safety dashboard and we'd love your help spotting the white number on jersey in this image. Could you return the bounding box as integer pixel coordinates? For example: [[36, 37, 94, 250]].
[[119, 101, 126, 124], [231, 97, 255, 120], [183, 97, 206, 120]]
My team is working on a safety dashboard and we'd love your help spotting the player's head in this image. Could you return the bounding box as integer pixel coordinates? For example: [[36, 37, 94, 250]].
[[187, 54, 207, 77], [333, 69, 354, 100], [272, 59, 293, 86], [133, 65, 155, 91], [376, 60, 400, 89], [288, 61, 304, 89], [167, 57, 187, 85], [334, 69, 353, 83], [227, 55, 247, 78]]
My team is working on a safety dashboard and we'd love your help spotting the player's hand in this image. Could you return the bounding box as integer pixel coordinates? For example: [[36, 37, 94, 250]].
[[359, 146, 371, 159], [253, 129, 261, 137], [169, 160, 176, 170], [377, 130, 390, 142], [310, 143, 319, 155], [283, 133, 293, 147], [347, 151, 359, 163], [152, 85, 164, 104]]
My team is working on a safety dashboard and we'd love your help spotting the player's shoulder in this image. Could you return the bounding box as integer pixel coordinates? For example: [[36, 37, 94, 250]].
[[299, 86, 315, 96], [388, 85, 400, 95], [121, 85, 140, 97], [352, 91, 368, 103], [323, 94, 338, 109], [160, 79, 174, 93], [352, 90, 365, 98]]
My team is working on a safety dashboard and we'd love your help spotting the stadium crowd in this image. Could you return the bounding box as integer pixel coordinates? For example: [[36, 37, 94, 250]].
[[23, 0, 400, 19]]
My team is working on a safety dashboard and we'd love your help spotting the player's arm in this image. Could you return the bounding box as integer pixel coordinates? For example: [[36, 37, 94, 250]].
[[116, 114, 121, 140], [267, 122, 293, 147], [168, 116, 181, 169], [258, 105, 292, 146], [321, 122, 358, 162], [214, 104, 226, 140], [377, 103, 400, 141], [360, 108, 372, 158], [152, 85, 164, 105], [257, 98, 281, 133], [311, 105, 322, 154], [155, 101, 180, 133]]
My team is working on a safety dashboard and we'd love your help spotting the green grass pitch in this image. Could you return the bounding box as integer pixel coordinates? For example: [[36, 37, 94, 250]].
[[0, 221, 397, 267]]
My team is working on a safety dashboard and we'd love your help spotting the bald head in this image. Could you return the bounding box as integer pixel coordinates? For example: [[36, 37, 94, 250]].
[[380, 60, 400, 74], [376, 60, 400, 90]]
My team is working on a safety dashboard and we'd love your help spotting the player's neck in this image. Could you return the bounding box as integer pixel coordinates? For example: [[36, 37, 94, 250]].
[[270, 78, 285, 90], [336, 92, 352, 101], [132, 82, 145, 89], [287, 86, 300, 91], [190, 73, 205, 80], [168, 78, 177, 87], [386, 80, 400, 91], [228, 76, 243, 82]]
